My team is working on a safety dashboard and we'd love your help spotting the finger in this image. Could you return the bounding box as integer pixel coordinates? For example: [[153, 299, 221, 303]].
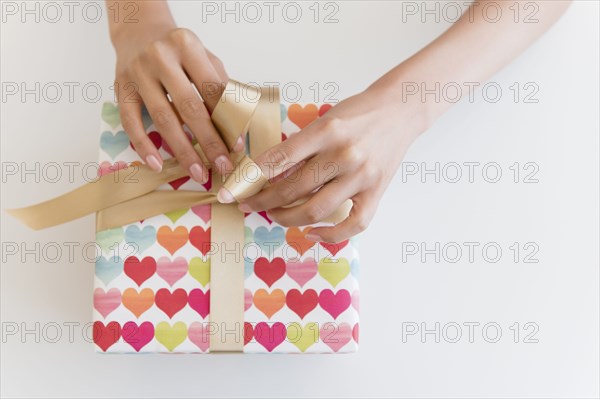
[[216, 124, 323, 203], [305, 192, 378, 243], [182, 41, 227, 112], [267, 175, 357, 227], [117, 84, 162, 172], [160, 68, 232, 175], [239, 156, 339, 212], [138, 77, 208, 183]]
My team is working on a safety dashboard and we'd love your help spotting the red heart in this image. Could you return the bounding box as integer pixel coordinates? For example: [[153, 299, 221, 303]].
[[254, 257, 286, 288], [319, 104, 333, 116], [93, 321, 121, 352], [189, 226, 211, 255], [97, 161, 128, 177], [188, 288, 210, 318], [122, 321, 154, 352], [202, 174, 212, 191], [320, 240, 349, 256], [244, 322, 254, 346], [319, 289, 351, 319], [257, 211, 272, 224], [281, 132, 287, 141], [124, 256, 156, 286], [352, 323, 359, 343], [254, 322, 286, 352], [155, 288, 188, 318], [286, 289, 318, 319], [168, 176, 190, 190], [130, 131, 162, 150]]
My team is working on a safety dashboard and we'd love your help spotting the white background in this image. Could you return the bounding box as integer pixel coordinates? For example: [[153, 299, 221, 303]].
[[1, 1, 598, 397]]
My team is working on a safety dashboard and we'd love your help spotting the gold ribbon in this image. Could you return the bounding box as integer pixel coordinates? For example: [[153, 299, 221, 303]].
[[6, 80, 351, 352]]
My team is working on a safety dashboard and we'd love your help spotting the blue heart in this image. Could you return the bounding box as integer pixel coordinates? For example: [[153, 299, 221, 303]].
[[253, 226, 285, 257], [125, 225, 156, 254], [100, 130, 129, 159], [280, 104, 288, 122], [95, 256, 124, 285], [244, 257, 254, 279], [350, 258, 360, 278]]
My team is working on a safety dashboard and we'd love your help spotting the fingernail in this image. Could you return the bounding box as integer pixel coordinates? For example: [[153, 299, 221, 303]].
[[146, 155, 162, 172], [217, 187, 235, 203], [233, 136, 244, 153], [238, 203, 252, 213], [189, 163, 207, 183], [214, 155, 233, 175], [305, 233, 322, 242]]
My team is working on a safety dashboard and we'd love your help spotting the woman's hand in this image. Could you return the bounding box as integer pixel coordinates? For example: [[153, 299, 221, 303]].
[[112, 21, 235, 182], [223, 87, 428, 243]]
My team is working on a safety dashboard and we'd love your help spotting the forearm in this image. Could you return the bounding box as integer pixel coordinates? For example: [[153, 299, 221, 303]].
[[370, 0, 572, 129], [105, 0, 176, 47]]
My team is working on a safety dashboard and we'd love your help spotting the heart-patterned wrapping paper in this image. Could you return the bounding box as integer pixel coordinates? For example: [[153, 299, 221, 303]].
[[94, 102, 359, 353]]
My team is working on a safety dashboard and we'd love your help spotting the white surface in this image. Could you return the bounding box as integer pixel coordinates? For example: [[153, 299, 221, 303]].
[[1, 1, 598, 398]]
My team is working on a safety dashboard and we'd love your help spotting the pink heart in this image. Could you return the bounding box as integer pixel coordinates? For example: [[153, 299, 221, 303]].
[[254, 322, 286, 352], [122, 321, 154, 352], [93, 288, 121, 318], [319, 289, 351, 319], [188, 288, 210, 318], [320, 322, 352, 352], [156, 257, 188, 286], [352, 290, 360, 311], [352, 323, 359, 343], [191, 204, 211, 223], [97, 161, 127, 177], [244, 289, 253, 311], [188, 321, 210, 352], [286, 258, 317, 287]]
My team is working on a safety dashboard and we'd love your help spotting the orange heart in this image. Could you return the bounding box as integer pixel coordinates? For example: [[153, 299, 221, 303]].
[[288, 104, 319, 129], [285, 227, 316, 256], [253, 289, 285, 319], [157, 226, 188, 255], [122, 288, 154, 318]]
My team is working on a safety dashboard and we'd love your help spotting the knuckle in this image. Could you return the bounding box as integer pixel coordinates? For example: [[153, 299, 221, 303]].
[[169, 28, 197, 46], [340, 145, 365, 166], [151, 108, 174, 129], [145, 41, 168, 60], [305, 202, 326, 224], [200, 138, 222, 155], [354, 213, 370, 233], [319, 116, 344, 137], [361, 164, 382, 182], [179, 96, 206, 119], [265, 144, 294, 168], [174, 148, 200, 166], [277, 183, 298, 203]]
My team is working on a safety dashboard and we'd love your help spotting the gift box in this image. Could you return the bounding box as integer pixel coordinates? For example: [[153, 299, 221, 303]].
[[90, 83, 360, 354]]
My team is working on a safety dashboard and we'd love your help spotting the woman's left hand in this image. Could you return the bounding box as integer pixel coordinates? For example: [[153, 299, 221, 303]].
[[219, 86, 428, 243]]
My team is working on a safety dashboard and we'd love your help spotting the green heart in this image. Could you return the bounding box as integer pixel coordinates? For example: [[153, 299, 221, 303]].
[[318, 257, 350, 288], [287, 322, 319, 352], [96, 227, 124, 252], [165, 208, 188, 223], [189, 257, 210, 287], [156, 322, 187, 352], [101, 102, 121, 129], [244, 226, 252, 243]]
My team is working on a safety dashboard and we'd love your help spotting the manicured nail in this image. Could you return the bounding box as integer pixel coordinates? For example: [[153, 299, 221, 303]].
[[217, 187, 235, 203], [233, 136, 244, 153], [189, 163, 207, 183], [146, 155, 162, 172], [305, 233, 322, 242], [238, 203, 252, 213], [214, 155, 233, 175]]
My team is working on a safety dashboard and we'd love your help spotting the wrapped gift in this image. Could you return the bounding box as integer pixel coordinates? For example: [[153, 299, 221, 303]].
[[9, 81, 360, 354]]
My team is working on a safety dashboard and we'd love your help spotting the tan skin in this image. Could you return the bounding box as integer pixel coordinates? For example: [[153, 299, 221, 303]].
[[107, 0, 572, 243]]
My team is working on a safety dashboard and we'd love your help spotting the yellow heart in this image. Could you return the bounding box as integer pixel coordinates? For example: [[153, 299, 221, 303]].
[[156, 321, 187, 352], [318, 258, 350, 288], [287, 322, 319, 352], [188, 257, 210, 287]]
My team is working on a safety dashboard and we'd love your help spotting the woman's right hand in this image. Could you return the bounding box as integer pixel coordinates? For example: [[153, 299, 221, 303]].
[[112, 25, 235, 183]]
